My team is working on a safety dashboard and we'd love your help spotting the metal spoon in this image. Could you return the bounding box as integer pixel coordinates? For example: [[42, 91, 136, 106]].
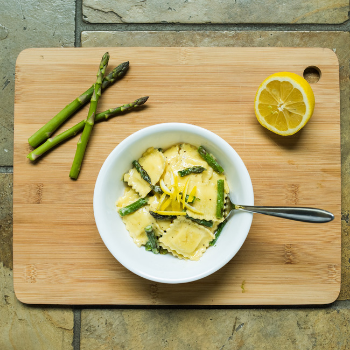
[[228, 195, 334, 223]]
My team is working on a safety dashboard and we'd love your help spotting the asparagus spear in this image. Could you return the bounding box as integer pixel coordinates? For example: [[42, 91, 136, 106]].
[[144, 225, 159, 254], [185, 214, 213, 227], [216, 179, 225, 219], [132, 160, 163, 195], [118, 197, 149, 217], [132, 160, 152, 184], [178, 166, 206, 177], [209, 218, 228, 246], [145, 240, 167, 254], [69, 52, 110, 179], [27, 97, 148, 161], [145, 241, 153, 251], [150, 211, 177, 220], [152, 186, 163, 195], [28, 61, 129, 148], [198, 146, 224, 174]]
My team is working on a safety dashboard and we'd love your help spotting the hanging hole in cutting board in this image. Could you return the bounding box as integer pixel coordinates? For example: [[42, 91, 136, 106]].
[[303, 66, 321, 83]]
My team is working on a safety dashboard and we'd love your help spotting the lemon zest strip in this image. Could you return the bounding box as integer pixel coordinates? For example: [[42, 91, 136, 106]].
[[157, 192, 167, 210], [160, 196, 172, 211], [184, 201, 203, 215], [187, 185, 197, 203], [153, 211, 187, 216], [160, 179, 173, 196]]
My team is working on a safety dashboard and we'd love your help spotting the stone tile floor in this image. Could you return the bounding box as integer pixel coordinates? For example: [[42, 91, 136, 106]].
[[1, 0, 350, 349]]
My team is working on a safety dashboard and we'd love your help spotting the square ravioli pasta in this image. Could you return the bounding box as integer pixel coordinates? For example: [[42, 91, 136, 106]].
[[116, 187, 158, 246], [162, 143, 213, 189], [124, 147, 166, 197], [159, 217, 215, 261]]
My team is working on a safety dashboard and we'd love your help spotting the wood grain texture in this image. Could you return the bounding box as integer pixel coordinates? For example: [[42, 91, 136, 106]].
[[13, 47, 341, 305]]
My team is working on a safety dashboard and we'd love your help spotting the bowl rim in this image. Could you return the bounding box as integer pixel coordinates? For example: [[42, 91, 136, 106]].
[[93, 123, 254, 283]]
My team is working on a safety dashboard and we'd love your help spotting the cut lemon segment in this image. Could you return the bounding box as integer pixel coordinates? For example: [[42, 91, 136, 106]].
[[254, 72, 315, 136]]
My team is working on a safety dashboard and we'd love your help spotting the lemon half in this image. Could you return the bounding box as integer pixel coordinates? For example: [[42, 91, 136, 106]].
[[254, 72, 315, 136]]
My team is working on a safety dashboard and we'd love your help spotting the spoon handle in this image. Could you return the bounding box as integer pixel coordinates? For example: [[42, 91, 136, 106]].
[[235, 205, 334, 223]]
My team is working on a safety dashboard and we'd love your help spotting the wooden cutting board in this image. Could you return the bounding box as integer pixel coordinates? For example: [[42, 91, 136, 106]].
[[13, 47, 341, 305]]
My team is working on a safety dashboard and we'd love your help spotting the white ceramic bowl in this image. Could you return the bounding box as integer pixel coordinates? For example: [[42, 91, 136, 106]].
[[94, 123, 254, 284]]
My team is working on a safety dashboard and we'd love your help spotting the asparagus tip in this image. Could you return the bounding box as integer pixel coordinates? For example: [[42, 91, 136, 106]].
[[137, 96, 149, 105], [111, 61, 130, 78], [101, 52, 110, 65], [121, 61, 130, 69]]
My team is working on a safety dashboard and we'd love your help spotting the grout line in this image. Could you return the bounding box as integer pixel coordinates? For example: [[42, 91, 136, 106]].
[[74, 0, 350, 48], [76, 22, 350, 38], [75, 0, 82, 47], [72, 309, 82, 350], [0, 166, 13, 173], [78, 21, 350, 33]]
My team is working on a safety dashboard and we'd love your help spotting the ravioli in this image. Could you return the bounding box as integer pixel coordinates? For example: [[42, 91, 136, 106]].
[[187, 182, 224, 222], [163, 144, 180, 164], [121, 206, 156, 246], [124, 148, 166, 197], [116, 187, 140, 207], [154, 221, 172, 234], [148, 193, 162, 211], [159, 217, 214, 261], [178, 143, 213, 183], [116, 188, 157, 246], [162, 143, 213, 189]]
